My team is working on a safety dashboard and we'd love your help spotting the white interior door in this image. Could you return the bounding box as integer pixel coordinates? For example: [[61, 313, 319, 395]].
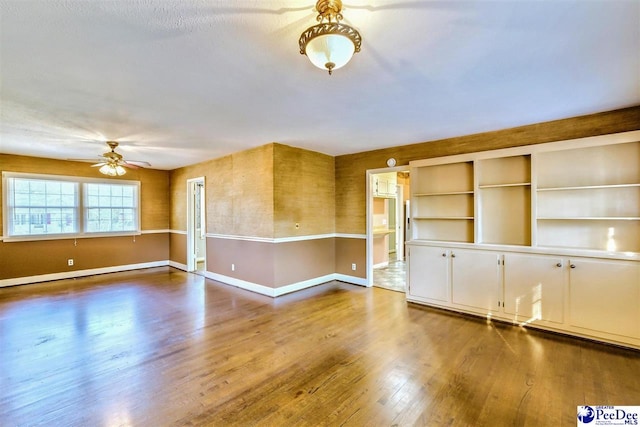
[[187, 177, 205, 272]]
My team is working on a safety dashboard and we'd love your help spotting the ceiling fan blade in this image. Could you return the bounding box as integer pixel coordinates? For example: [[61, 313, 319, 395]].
[[68, 157, 105, 163], [121, 161, 141, 169], [124, 160, 152, 167], [91, 162, 107, 167]]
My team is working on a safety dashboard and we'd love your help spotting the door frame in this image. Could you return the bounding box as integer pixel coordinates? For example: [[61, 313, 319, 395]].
[[366, 166, 410, 287], [186, 176, 205, 272]]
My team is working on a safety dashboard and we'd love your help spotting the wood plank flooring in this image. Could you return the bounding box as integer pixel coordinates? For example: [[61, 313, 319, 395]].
[[0, 267, 638, 426]]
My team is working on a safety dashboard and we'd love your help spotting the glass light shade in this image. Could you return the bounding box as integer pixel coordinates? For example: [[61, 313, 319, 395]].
[[305, 33, 355, 72], [99, 164, 126, 176]]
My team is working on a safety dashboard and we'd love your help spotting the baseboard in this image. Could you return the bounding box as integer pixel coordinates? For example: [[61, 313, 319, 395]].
[[0, 264, 370, 296], [0, 261, 170, 288], [205, 272, 279, 297], [272, 274, 338, 296], [204, 272, 369, 297], [169, 261, 188, 271], [334, 274, 369, 287]]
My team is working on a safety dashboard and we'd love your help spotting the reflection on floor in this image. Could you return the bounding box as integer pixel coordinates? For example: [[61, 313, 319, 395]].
[[195, 261, 206, 277], [373, 255, 406, 293]]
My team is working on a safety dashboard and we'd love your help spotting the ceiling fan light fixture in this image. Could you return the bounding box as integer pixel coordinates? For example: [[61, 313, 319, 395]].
[[99, 163, 126, 176], [299, 0, 362, 75]]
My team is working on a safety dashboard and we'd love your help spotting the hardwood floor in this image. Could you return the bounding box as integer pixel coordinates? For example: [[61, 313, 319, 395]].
[[0, 267, 638, 426]]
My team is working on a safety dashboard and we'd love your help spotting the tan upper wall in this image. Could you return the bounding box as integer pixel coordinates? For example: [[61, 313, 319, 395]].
[[273, 143, 335, 238], [170, 144, 275, 237], [0, 154, 170, 233], [335, 106, 640, 234], [171, 143, 335, 239]]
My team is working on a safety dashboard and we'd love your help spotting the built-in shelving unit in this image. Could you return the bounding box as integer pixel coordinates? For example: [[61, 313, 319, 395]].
[[410, 137, 640, 254], [535, 141, 640, 253], [477, 155, 531, 246], [407, 132, 640, 349], [411, 161, 474, 242]]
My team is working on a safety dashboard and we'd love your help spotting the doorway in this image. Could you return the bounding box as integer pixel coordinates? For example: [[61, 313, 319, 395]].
[[367, 168, 410, 292], [187, 177, 206, 275]]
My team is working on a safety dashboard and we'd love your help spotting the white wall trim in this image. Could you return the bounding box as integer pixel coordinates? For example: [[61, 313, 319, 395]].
[[205, 272, 368, 297], [335, 233, 367, 239], [169, 260, 188, 271], [334, 274, 369, 287], [373, 261, 389, 269], [0, 230, 172, 241], [0, 261, 170, 288], [204, 233, 366, 243], [170, 230, 187, 235], [273, 274, 337, 296], [205, 272, 279, 297]]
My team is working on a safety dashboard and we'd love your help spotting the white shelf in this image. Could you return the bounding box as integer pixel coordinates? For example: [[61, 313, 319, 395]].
[[538, 217, 640, 221], [414, 191, 474, 196], [538, 183, 640, 192], [414, 216, 474, 220], [479, 183, 530, 189]]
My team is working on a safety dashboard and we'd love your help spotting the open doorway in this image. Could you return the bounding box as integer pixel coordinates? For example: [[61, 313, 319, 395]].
[[187, 177, 206, 275], [367, 168, 410, 292]]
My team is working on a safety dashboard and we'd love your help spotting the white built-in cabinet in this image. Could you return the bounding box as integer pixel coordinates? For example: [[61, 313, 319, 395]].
[[407, 246, 449, 302], [450, 249, 500, 312], [502, 253, 564, 324], [374, 173, 397, 198], [406, 131, 640, 349]]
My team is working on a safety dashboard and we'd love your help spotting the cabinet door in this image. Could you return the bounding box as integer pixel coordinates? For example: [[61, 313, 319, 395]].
[[378, 178, 389, 196], [408, 246, 449, 302], [503, 253, 564, 324], [569, 258, 640, 339], [451, 249, 500, 312]]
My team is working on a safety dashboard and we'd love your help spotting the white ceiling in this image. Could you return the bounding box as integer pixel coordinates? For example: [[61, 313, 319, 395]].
[[1, 0, 639, 170]]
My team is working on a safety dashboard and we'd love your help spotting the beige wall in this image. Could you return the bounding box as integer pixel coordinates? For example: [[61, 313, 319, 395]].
[[170, 145, 274, 237], [335, 237, 366, 278], [274, 143, 335, 238], [172, 143, 337, 289], [0, 234, 169, 280], [0, 155, 171, 280], [336, 106, 640, 234]]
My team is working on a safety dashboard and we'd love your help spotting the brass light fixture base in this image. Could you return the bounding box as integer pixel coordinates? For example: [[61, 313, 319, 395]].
[[299, 0, 362, 75]]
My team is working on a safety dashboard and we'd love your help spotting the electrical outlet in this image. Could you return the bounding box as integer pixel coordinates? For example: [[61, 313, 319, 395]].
[[352, 263, 356, 271], [68, 259, 74, 266], [231, 263, 235, 271]]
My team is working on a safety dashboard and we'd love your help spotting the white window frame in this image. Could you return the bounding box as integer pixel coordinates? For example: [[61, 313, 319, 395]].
[[2, 172, 141, 242]]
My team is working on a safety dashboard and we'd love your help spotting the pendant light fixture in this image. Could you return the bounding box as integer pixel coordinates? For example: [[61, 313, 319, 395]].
[[299, 0, 362, 75]]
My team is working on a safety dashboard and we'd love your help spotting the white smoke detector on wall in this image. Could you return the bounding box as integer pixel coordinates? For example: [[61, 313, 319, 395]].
[[386, 158, 396, 167]]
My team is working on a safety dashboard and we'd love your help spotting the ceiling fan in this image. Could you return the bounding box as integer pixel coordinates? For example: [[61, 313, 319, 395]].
[[78, 141, 151, 176]]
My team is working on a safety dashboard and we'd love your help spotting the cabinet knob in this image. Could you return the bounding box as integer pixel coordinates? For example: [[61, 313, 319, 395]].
[[556, 263, 562, 268], [442, 253, 447, 257], [570, 264, 576, 269], [451, 253, 456, 258]]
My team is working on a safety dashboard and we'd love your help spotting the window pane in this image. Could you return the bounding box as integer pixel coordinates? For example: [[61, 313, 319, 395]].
[[83, 182, 138, 233], [7, 178, 79, 237]]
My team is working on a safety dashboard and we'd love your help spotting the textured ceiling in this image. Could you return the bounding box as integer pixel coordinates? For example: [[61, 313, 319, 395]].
[[1, 0, 639, 170]]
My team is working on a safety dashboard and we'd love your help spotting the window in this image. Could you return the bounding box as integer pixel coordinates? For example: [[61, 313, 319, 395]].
[[3, 172, 140, 240], [85, 183, 137, 233]]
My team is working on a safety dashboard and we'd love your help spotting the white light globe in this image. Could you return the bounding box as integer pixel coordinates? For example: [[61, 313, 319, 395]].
[[305, 34, 355, 72]]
